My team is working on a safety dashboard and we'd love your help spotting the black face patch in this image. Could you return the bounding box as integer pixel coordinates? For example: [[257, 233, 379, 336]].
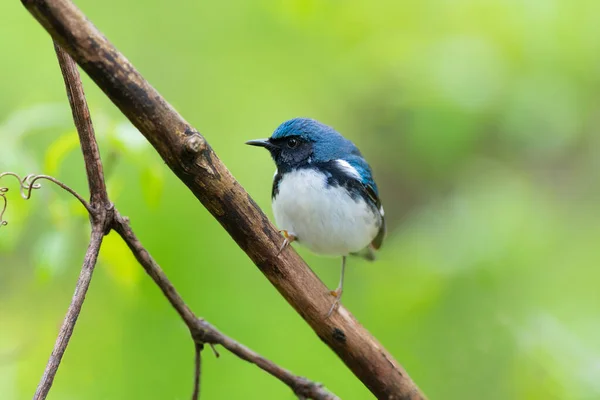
[[268, 136, 313, 171]]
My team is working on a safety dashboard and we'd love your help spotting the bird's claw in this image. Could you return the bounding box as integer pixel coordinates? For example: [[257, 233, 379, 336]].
[[326, 288, 343, 318], [277, 230, 296, 256], [326, 298, 340, 318], [277, 238, 289, 255]]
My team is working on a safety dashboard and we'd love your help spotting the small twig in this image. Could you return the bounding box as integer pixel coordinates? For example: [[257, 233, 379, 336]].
[[33, 224, 105, 399], [192, 342, 203, 400], [197, 319, 337, 400], [209, 343, 220, 358], [112, 212, 338, 400]]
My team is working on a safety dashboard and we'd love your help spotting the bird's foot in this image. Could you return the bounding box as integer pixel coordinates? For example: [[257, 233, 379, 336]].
[[277, 230, 296, 256], [326, 288, 343, 318]]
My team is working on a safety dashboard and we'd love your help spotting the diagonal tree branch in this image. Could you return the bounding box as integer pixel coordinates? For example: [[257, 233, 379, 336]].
[[20, 0, 426, 398]]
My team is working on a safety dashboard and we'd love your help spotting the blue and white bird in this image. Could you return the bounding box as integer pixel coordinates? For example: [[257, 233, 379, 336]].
[[246, 117, 385, 316]]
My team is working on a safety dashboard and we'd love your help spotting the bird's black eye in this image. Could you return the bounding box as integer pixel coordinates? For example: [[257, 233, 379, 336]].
[[287, 138, 299, 149]]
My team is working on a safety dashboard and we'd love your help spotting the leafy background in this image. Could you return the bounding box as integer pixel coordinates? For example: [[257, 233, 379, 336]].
[[1, 0, 600, 399]]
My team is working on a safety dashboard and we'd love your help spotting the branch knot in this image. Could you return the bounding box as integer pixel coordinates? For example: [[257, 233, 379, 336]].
[[184, 134, 205, 154]]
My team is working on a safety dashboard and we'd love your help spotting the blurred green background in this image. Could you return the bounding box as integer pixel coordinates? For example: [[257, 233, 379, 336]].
[[1, 0, 600, 399]]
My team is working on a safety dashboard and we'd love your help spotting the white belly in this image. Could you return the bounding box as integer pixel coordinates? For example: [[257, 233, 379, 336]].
[[272, 168, 379, 256]]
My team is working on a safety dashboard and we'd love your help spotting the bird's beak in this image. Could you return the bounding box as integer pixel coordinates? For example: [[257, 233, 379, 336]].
[[245, 138, 271, 148]]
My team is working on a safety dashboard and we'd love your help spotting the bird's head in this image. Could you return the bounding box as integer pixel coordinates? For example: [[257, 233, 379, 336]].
[[246, 118, 358, 170]]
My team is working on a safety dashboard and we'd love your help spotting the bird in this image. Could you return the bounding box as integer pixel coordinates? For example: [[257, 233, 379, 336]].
[[246, 117, 385, 317]]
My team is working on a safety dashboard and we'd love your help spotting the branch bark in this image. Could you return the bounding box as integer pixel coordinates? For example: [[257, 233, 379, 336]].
[[20, 0, 426, 398], [192, 342, 202, 400], [53, 43, 109, 206], [33, 224, 104, 399]]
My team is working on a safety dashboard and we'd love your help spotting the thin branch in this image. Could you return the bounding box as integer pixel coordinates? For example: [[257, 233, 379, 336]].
[[192, 342, 203, 400], [53, 42, 109, 206], [197, 319, 338, 400], [33, 44, 112, 400], [112, 212, 338, 400], [33, 224, 104, 399], [20, 0, 425, 398], [111, 212, 198, 324]]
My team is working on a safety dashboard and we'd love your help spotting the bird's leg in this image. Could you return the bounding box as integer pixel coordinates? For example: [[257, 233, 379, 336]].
[[277, 230, 297, 255], [326, 256, 346, 318]]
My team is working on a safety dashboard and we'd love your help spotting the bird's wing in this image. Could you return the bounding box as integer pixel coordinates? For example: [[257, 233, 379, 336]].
[[343, 156, 386, 252], [366, 184, 386, 251]]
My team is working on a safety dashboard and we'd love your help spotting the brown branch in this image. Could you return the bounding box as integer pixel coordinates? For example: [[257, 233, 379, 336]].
[[33, 44, 113, 400], [192, 342, 202, 400], [53, 42, 109, 206], [112, 212, 338, 400], [197, 319, 337, 400], [33, 224, 104, 399], [20, 0, 425, 398]]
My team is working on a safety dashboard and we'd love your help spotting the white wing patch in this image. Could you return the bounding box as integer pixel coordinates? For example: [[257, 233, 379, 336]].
[[379, 205, 385, 217], [273, 169, 278, 179], [335, 159, 361, 180]]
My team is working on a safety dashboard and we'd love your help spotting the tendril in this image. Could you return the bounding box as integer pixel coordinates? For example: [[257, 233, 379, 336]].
[[0, 172, 92, 227]]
